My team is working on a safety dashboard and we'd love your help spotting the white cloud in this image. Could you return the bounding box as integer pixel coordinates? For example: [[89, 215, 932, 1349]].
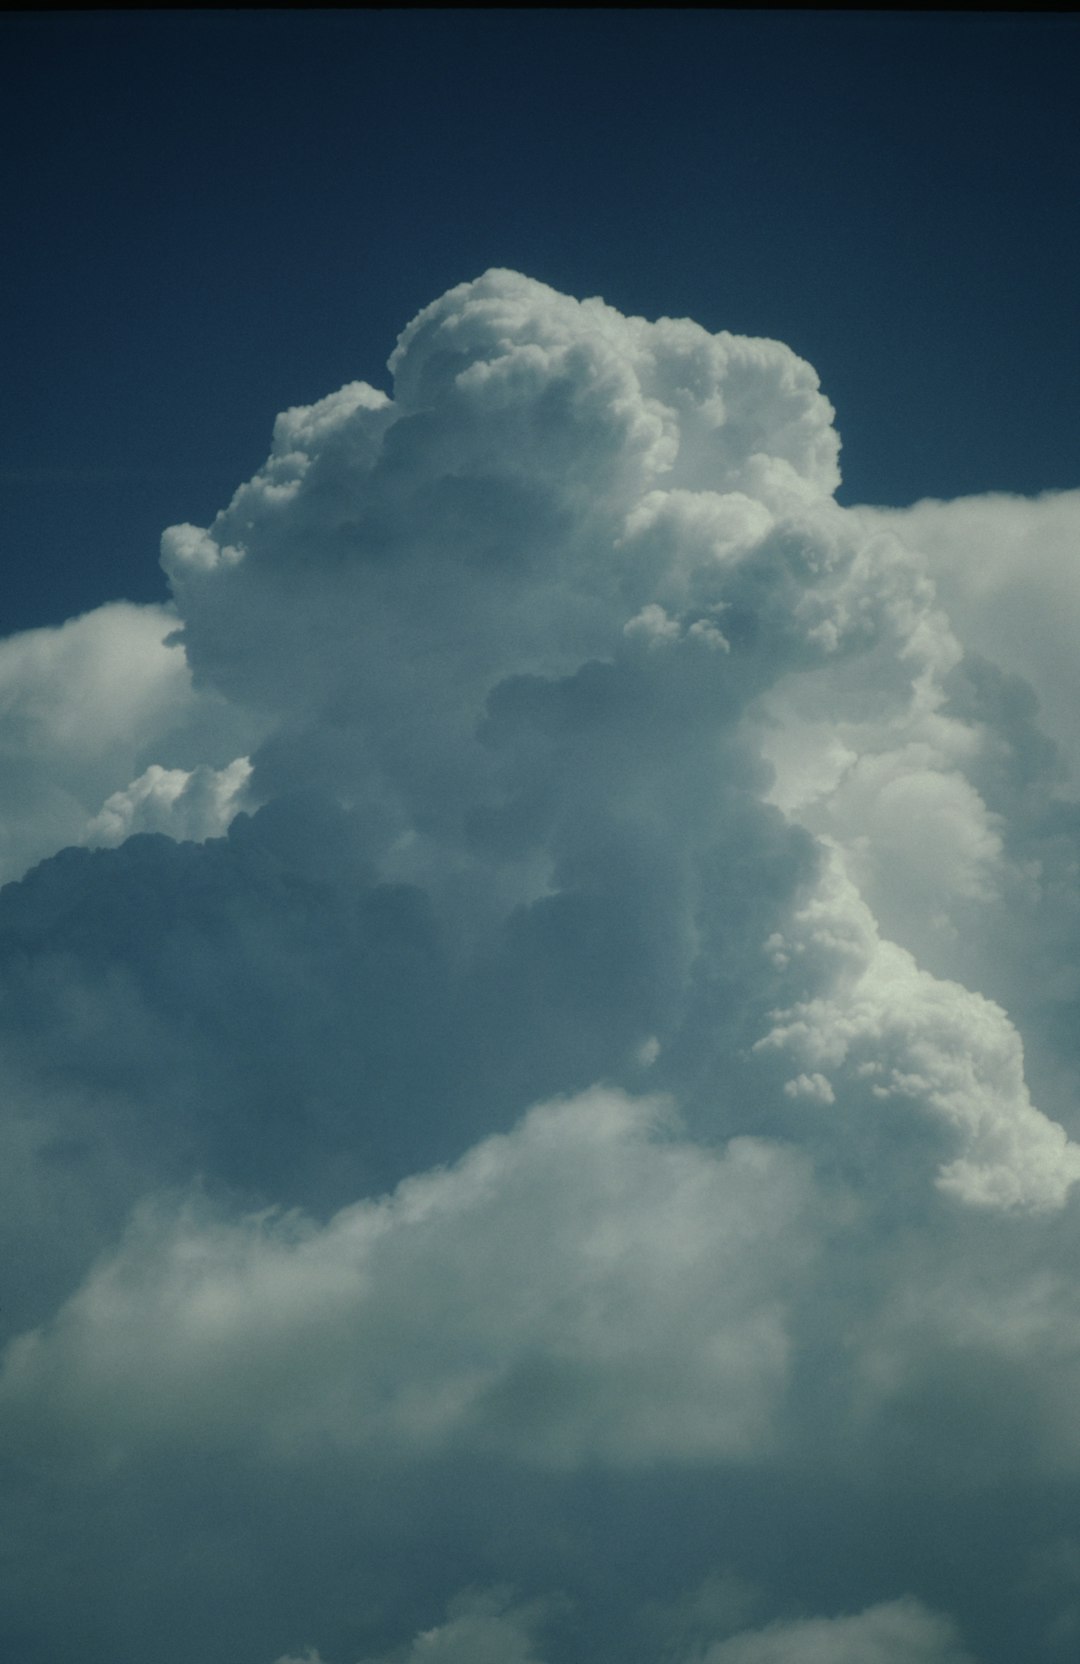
[[84, 756, 254, 845], [272, 1590, 560, 1664], [353, 1589, 552, 1664], [0, 1089, 815, 1472], [854, 493, 1080, 791], [1, 268, 1078, 1664], [756, 848, 1080, 1212], [146, 270, 1078, 1218], [270, 1592, 975, 1664], [700, 1598, 975, 1664], [0, 601, 261, 884]]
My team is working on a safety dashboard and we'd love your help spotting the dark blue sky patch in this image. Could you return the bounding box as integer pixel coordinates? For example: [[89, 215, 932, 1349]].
[[2, 11, 1078, 629]]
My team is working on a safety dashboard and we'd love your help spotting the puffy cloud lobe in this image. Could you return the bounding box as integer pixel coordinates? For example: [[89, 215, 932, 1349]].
[[159, 272, 856, 831], [0, 1090, 815, 1471], [84, 756, 253, 846], [386, 274, 841, 501], [275, 1590, 553, 1664], [756, 851, 1080, 1211], [0, 602, 255, 883], [700, 1598, 976, 1664]]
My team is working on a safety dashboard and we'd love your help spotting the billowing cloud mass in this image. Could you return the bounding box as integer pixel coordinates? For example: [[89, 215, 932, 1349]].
[[2, 270, 1079, 1664]]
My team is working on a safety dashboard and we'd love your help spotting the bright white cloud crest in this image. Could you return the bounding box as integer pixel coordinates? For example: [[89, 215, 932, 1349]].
[[2, 269, 1079, 1664]]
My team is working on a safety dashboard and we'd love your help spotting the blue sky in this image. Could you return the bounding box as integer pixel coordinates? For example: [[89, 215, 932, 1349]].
[[3, 14, 1080, 1664], [3, 11, 1078, 631]]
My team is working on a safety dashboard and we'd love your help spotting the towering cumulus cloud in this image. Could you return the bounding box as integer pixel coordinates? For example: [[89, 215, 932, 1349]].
[[2, 271, 1079, 1664]]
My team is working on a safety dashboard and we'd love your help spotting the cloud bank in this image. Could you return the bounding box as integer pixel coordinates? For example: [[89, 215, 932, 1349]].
[[2, 270, 1079, 1663]]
